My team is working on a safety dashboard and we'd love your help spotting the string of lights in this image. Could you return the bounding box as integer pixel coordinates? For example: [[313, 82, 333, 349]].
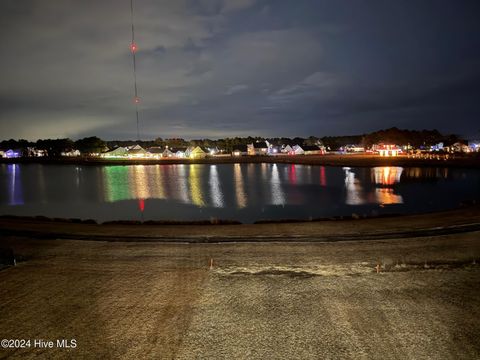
[[130, 0, 140, 140]]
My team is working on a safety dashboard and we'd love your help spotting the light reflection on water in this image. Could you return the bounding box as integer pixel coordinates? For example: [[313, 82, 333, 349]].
[[270, 164, 285, 205], [320, 166, 327, 187], [100, 165, 406, 207], [189, 164, 205, 207], [372, 166, 403, 185], [0, 164, 478, 222], [375, 188, 403, 205], [343, 167, 365, 205], [234, 164, 247, 209], [209, 165, 224, 208], [7, 164, 24, 205]]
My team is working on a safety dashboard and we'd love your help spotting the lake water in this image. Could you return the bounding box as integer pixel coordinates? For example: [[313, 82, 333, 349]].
[[1, 163, 479, 223]]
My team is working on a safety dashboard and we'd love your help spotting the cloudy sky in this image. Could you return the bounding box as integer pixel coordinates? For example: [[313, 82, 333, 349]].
[[1, 0, 479, 140]]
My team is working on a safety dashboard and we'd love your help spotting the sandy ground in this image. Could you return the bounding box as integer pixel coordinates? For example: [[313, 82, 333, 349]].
[[0, 230, 479, 359]]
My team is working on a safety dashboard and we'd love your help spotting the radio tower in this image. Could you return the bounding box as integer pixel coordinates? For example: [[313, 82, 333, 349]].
[[130, 0, 140, 140]]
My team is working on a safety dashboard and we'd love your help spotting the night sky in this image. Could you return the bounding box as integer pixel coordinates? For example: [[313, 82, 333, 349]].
[[1, 0, 479, 140]]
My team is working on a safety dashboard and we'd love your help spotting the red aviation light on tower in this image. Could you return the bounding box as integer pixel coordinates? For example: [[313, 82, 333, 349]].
[[134, 96, 140, 104], [130, 42, 138, 53]]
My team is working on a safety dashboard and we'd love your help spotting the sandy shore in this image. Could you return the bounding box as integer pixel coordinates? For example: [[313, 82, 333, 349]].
[[1, 153, 480, 168]]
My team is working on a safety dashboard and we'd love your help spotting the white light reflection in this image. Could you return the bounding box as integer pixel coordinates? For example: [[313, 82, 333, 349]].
[[270, 164, 285, 205], [234, 164, 247, 208], [209, 165, 224, 208], [343, 167, 365, 205], [152, 165, 166, 199], [176, 165, 190, 204], [8, 164, 24, 205]]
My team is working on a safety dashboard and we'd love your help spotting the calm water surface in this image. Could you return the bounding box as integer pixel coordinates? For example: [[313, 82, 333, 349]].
[[0, 163, 479, 223]]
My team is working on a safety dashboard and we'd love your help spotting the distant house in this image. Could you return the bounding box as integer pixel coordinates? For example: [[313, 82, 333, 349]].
[[101, 146, 128, 158], [301, 145, 325, 155], [61, 149, 81, 157], [376, 144, 402, 157], [174, 147, 188, 158], [291, 145, 325, 155], [147, 146, 164, 158], [281, 145, 294, 154], [430, 143, 444, 152], [127, 144, 148, 158], [189, 146, 207, 159], [207, 146, 221, 155], [162, 147, 175, 158], [468, 141, 480, 152], [31, 148, 47, 157], [4, 149, 21, 158], [450, 142, 469, 153], [184, 147, 194, 158], [268, 145, 280, 155], [292, 145, 305, 155], [232, 145, 248, 156], [247, 141, 269, 155], [344, 144, 365, 153]]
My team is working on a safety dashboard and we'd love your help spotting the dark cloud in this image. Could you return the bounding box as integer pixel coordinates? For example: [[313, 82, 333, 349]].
[[0, 0, 479, 140]]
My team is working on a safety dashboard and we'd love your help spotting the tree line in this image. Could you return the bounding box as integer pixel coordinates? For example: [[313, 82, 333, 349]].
[[0, 137, 106, 157]]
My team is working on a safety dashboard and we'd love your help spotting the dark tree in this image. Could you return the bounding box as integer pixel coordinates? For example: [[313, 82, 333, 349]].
[[164, 138, 189, 148], [74, 136, 106, 155], [36, 138, 74, 157]]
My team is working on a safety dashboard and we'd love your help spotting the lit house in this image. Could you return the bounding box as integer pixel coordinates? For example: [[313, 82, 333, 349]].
[[281, 145, 294, 154], [6, 149, 21, 158], [207, 146, 221, 155], [232, 145, 248, 156], [430, 142, 444, 151], [247, 141, 269, 155], [31, 148, 47, 157], [189, 146, 207, 159], [101, 145, 148, 159], [468, 141, 480, 152], [101, 146, 128, 158], [344, 144, 365, 152], [61, 149, 81, 157], [292, 144, 324, 155], [376, 144, 401, 157], [174, 148, 187, 158], [293, 145, 305, 155], [450, 142, 469, 153], [267, 145, 280, 155], [162, 147, 175, 158], [127, 145, 148, 158], [146, 147, 163, 158]]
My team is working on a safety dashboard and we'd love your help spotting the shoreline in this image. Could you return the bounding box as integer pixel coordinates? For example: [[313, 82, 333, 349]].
[[1, 153, 480, 168], [1, 205, 479, 242]]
